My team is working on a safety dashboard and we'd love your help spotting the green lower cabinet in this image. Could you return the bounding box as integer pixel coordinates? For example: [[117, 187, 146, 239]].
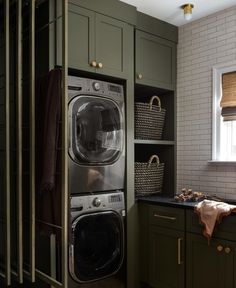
[[186, 233, 236, 288], [148, 226, 185, 288]]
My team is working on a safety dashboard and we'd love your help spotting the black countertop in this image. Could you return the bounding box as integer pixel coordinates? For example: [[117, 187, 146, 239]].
[[137, 195, 236, 209], [137, 195, 197, 209]]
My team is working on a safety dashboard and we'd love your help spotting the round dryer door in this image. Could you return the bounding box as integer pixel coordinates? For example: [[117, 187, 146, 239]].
[[70, 211, 124, 283], [69, 96, 124, 165]]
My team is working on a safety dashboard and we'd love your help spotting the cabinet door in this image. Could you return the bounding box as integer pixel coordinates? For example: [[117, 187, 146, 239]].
[[149, 226, 184, 288], [136, 30, 176, 90], [57, 5, 95, 72], [186, 233, 226, 288], [95, 13, 132, 78]]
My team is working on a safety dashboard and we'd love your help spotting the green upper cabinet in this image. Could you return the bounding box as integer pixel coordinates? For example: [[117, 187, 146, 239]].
[[135, 30, 176, 90], [57, 4, 133, 78], [95, 13, 132, 78]]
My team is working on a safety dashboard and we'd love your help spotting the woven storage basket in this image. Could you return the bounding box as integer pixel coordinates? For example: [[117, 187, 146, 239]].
[[135, 155, 164, 196], [135, 95, 166, 140]]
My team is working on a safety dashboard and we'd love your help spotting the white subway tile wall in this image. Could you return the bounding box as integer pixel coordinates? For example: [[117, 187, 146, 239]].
[[177, 6, 236, 200]]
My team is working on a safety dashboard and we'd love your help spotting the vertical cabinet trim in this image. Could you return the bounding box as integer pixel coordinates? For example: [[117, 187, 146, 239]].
[[16, 0, 23, 283], [4, 0, 11, 284], [29, 0, 36, 283]]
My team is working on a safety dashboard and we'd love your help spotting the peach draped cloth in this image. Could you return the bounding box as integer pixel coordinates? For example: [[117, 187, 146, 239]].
[[194, 200, 236, 241]]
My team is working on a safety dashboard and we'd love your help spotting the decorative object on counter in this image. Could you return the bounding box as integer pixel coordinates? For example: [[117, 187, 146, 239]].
[[135, 95, 166, 140], [174, 188, 206, 202], [194, 200, 236, 242], [135, 154, 164, 196]]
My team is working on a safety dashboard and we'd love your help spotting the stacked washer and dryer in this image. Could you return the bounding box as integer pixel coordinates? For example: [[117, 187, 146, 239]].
[[68, 76, 126, 288]]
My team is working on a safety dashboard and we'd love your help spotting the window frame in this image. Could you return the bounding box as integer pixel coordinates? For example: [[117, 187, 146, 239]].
[[212, 61, 236, 163]]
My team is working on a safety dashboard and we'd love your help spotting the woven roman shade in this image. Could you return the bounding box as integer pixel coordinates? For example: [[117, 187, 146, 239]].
[[221, 71, 236, 121]]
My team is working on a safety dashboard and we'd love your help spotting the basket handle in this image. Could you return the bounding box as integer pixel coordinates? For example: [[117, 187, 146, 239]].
[[149, 95, 161, 112], [148, 155, 160, 167]]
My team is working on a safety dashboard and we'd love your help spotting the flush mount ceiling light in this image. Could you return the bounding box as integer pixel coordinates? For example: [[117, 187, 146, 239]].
[[181, 3, 194, 21]]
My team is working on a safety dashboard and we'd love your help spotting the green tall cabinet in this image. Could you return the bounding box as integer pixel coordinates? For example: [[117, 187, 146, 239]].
[[57, 3, 132, 78]]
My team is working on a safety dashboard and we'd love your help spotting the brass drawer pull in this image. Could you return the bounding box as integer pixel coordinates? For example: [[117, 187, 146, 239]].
[[137, 73, 143, 79], [153, 214, 176, 221], [178, 238, 184, 265], [225, 247, 231, 254], [97, 62, 103, 68], [90, 60, 97, 67], [217, 245, 223, 252]]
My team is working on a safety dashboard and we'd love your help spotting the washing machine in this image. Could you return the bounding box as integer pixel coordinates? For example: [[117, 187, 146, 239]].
[[69, 191, 125, 287], [68, 76, 125, 195]]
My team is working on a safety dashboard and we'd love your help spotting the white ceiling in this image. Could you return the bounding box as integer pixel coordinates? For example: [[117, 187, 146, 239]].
[[120, 0, 236, 26]]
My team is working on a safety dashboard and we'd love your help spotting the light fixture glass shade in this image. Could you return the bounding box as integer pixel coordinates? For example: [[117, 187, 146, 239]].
[[181, 4, 194, 21], [184, 12, 192, 20]]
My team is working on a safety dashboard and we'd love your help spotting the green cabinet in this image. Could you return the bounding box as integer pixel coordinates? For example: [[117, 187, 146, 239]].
[[57, 4, 132, 78], [149, 226, 185, 288], [140, 204, 236, 288], [186, 233, 236, 288], [139, 204, 185, 288], [135, 30, 176, 90]]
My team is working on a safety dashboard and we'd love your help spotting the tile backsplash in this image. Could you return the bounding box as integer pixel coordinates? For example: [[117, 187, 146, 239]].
[[177, 6, 236, 200]]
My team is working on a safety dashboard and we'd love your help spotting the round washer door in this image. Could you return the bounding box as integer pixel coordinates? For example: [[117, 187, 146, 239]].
[[70, 211, 124, 283], [68, 96, 124, 165]]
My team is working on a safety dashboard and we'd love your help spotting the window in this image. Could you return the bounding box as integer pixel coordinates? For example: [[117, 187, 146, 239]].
[[212, 62, 236, 162]]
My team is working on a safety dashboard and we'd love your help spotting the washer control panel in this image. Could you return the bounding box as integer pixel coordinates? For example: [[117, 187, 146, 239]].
[[70, 191, 125, 218]]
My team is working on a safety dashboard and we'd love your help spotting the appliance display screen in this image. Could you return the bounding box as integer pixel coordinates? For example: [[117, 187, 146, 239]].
[[108, 84, 121, 93]]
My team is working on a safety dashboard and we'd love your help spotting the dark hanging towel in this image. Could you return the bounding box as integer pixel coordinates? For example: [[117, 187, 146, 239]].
[[220, 71, 236, 121], [36, 68, 62, 231]]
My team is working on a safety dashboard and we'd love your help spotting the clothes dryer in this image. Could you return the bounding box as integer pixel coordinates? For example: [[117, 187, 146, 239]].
[[68, 76, 125, 195]]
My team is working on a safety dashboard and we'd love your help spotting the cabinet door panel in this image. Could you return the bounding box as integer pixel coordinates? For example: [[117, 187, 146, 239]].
[[136, 30, 176, 90], [95, 14, 131, 78], [149, 226, 184, 288], [57, 5, 95, 72], [186, 233, 225, 288]]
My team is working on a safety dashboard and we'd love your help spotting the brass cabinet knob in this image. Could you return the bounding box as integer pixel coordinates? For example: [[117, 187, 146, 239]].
[[225, 247, 231, 254], [97, 62, 103, 69], [217, 245, 223, 252], [90, 60, 97, 67], [137, 73, 143, 79]]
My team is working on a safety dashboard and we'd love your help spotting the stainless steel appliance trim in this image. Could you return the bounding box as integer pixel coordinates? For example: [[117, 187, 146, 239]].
[[61, 0, 68, 287], [4, 0, 11, 285], [70, 210, 124, 283], [29, 0, 36, 283], [16, 0, 23, 283]]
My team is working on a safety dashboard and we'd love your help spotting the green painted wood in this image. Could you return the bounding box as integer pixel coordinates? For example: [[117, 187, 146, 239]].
[[57, 5, 132, 78], [186, 233, 226, 288], [57, 4, 96, 72], [139, 204, 150, 284], [136, 12, 178, 43], [149, 226, 184, 288], [148, 205, 185, 231], [95, 14, 132, 78], [136, 30, 176, 90], [69, 0, 137, 26]]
